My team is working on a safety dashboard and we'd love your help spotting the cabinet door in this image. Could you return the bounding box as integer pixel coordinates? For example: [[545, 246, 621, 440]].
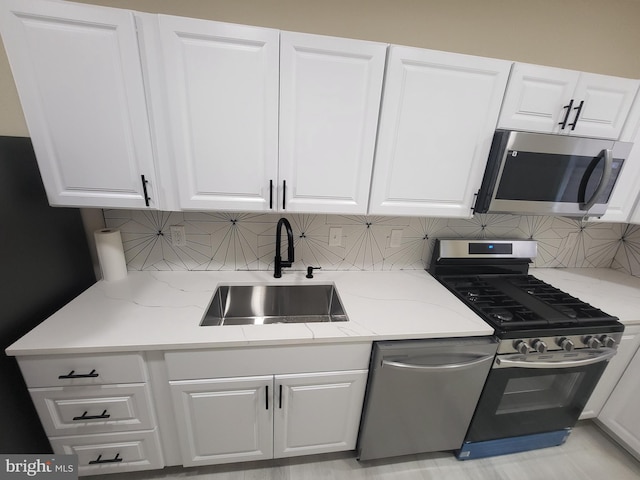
[[597, 342, 640, 461], [498, 63, 579, 134], [369, 46, 511, 217], [169, 376, 272, 467], [580, 326, 640, 418], [279, 32, 386, 214], [157, 15, 279, 211], [0, 0, 158, 208], [273, 370, 367, 458], [571, 72, 639, 139]]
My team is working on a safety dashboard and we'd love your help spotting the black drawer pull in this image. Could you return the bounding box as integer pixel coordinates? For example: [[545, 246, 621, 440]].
[[73, 409, 110, 421], [88, 453, 122, 465], [58, 369, 99, 379]]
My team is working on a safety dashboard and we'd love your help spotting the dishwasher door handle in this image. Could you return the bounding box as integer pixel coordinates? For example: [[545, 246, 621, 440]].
[[381, 354, 494, 372]]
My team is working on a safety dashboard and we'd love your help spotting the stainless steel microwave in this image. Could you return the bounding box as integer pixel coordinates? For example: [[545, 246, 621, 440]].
[[474, 130, 633, 217]]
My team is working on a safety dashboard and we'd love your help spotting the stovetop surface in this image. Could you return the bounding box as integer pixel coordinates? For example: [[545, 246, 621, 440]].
[[438, 273, 620, 334]]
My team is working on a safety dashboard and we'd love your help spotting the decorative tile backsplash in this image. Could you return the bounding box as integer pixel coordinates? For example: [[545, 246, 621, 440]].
[[103, 210, 640, 277]]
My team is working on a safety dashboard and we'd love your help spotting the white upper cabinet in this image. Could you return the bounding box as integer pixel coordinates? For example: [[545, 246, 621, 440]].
[[156, 21, 385, 214], [595, 95, 640, 223], [0, 0, 159, 208], [156, 15, 279, 211], [279, 32, 386, 214], [369, 46, 512, 218], [498, 63, 640, 139]]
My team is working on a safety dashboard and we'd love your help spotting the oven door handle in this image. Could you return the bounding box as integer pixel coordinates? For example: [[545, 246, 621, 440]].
[[382, 354, 495, 372], [495, 348, 617, 369]]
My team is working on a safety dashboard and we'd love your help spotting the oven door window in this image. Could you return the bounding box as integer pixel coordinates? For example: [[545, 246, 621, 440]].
[[465, 361, 607, 443], [496, 371, 583, 415]]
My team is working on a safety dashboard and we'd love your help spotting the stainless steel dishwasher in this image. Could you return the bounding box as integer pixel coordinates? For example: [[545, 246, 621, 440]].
[[357, 336, 498, 461]]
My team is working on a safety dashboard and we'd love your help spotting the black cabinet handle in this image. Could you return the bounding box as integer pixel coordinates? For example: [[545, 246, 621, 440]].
[[265, 385, 269, 410], [559, 99, 574, 129], [568, 100, 584, 131], [282, 180, 286, 210], [141, 175, 151, 207], [88, 453, 122, 465], [269, 180, 273, 209], [279, 384, 283, 409], [58, 369, 99, 379], [73, 409, 110, 421]]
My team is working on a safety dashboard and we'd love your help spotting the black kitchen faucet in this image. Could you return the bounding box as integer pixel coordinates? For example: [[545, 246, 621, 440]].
[[274, 218, 294, 278]]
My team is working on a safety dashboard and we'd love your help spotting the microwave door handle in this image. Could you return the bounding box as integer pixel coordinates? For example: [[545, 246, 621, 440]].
[[578, 148, 613, 211], [494, 348, 617, 369]]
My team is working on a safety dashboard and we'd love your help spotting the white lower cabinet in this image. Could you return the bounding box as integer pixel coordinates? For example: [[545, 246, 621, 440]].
[[16, 353, 163, 476], [165, 343, 371, 467], [170, 376, 273, 466], [274, 371, 367, 458], [169, 371, 367, 466], [597, 335, 640, 460], [580, 325, 640, 419]]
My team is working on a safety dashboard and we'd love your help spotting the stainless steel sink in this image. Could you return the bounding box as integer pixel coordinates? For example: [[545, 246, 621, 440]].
[[200, 284, 349, 326]]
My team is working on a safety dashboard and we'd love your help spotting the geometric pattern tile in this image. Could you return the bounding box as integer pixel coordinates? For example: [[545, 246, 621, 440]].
[[104, 209, 637, 276]]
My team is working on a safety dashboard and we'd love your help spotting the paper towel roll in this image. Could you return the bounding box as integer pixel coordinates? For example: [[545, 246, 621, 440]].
[[94, 228, 127, 282]]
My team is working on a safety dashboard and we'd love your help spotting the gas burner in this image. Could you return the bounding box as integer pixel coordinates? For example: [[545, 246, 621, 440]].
[[466, 290, 480, 302], [554, 305, 578, 319], [489, 309, 514, 322]]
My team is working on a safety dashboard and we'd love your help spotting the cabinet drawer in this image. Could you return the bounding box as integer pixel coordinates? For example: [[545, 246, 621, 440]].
[[17, 353, 147, 387], [165, 343, 372, 380], [29, 383, 155, 436], [49, 429, 163, 476]]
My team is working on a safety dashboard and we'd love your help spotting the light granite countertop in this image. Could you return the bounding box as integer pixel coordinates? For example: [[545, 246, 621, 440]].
[[7, 267, 640, 356], [5, 269, 493, 356]]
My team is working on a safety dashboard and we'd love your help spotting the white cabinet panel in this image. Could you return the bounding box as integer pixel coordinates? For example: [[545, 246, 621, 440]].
[[169, 376, 273, 466], [369, 46, 511, 217], [273, 370, 367, 458], [597, 340, 640, 460], [498, 64, 579, 133], [572, 73, 639, 139], [30, 383, 155, 436], [498, 63, 639, 140], [50, 429, 164, 476], [18, 353, 147, 388], [0, 0, 158, 208], [157, 15, 279, 211], [580, 325, 640, 418], [279, 32, 386, 214]]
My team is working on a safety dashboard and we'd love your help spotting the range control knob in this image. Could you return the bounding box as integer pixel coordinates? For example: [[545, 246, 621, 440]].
[[514, 340, 531, 354], [531, 339, 548, 353], [585, 336, 602, 349], [600, 336, 617, 348], [557, 337, 575, 352]]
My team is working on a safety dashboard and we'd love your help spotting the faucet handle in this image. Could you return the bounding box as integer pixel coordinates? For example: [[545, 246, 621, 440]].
[[306, 266, 321, 279]]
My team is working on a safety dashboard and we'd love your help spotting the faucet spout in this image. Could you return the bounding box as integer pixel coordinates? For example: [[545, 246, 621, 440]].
[[274, 218, 295, 278]]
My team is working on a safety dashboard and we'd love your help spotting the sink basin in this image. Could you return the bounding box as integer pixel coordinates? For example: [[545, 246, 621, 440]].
[[200, 284, 349, 326]]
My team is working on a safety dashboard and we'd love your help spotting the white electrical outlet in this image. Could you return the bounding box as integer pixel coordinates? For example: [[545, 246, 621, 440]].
[[170, 225, 187, 247], [390, 229, 403, 248], [329, 227, 342, 246]]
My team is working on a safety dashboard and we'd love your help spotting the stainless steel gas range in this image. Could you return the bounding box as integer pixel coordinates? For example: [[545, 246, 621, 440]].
[[429, 239, 623, 460]]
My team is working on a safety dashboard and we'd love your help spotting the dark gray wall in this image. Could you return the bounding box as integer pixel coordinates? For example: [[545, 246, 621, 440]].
[[0, 136, 96, 453]]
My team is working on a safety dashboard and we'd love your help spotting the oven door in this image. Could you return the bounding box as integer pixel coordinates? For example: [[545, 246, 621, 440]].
[[465, 348, 616, 442]]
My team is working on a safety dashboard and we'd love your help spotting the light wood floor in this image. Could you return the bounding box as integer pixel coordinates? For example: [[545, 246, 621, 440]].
[[88, 422, 640, 479]]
